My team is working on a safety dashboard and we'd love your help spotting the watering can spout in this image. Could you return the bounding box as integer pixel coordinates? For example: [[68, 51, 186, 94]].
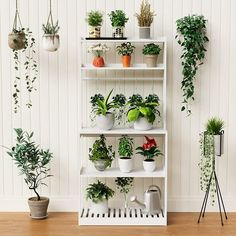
[[130, 195, 146, 209]]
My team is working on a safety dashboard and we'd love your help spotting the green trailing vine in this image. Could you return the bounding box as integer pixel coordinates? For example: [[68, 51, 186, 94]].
[[176, 15, 209, 115]]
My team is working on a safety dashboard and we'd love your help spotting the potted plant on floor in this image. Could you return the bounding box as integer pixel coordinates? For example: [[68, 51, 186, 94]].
[[108, 10, 129, 38], [135, 0, 155, 39], [136, 136, 162, 172], [86, 180, 114, 214], [89, 134, 115, 171], [115, 177, 134, 210], [88, 43, 110, 67], [118, 135, 134, 173], [86, 10, 103, 38], [116, 42, 135, 67], [90, 89, 126, 130], [6, 128, 53, 219], [142, 43, 161, 67], [127, 94, 160, 130]]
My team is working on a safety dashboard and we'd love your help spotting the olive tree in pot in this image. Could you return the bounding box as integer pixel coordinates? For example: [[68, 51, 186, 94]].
[[86, 10, 103, 38], [118, 135, 134, 173], [142, 43, 161, 67], [116, 42, 135, 67], [89, 135, 115, 171], [136, 136, 162, 172], [135, 0, 155, 39], [127, 94, 160, 130], [108, 10, 129, 38], [90, 89, 126, 130], [6, 128, 53, 219], [86, 180, 114, 214]]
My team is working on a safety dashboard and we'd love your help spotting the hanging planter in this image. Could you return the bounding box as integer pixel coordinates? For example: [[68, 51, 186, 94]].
[[42, 0, 60, 52], [214, 132, 224, 156]]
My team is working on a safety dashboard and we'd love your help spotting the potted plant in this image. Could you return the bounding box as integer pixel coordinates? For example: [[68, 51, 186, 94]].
[[127, 94, 160, 130], [89, 134, 115, 171], [136, 136, 162, 172], [90, 89, 126, 130], [135, 0, 155, 39], [86, 10, 103, 38], [86, 180, 114, 214], [116, 42, 135, 67], [142, 43, 161, 67], [115, 177, 134, 210], [108, 10, 129, 38], [6, 128, 53, 219], [118, 135, 134, 173], [88, 43, 110, 67]]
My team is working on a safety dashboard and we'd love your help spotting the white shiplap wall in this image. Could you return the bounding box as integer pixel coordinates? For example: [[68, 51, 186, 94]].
[[0, 0, 236, 212]]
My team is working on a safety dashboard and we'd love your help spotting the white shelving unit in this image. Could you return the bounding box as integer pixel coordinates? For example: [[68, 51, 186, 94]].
[[78, 37, 168, 226]]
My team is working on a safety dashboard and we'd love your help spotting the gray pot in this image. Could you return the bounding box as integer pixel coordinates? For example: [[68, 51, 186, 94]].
[[145, 55, 158, 67], [214, 134, 224, 156], [28, 197, 49, 219], [8, 32, 26, 50], [139, 27, 150, 39], [94, 160, 107, 171]]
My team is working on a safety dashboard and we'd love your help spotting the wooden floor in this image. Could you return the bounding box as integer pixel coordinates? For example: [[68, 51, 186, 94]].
[[0, 212, 236, 236]]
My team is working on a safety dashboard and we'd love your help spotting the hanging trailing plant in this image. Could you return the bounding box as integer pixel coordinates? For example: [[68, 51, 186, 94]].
[[176, 15, 209, 115]]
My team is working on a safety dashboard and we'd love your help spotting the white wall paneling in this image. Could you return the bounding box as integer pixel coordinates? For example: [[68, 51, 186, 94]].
[[0, 0, 236, 212]]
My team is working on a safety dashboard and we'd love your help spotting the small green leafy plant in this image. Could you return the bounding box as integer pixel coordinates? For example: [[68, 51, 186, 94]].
[[116, 42, 135, 56], [206, 117, 224, 135], [127, 94, 160, 124], [86, 180, 114, 203], [6, 128, 53, 201], [108, 10, 128, 27], [135, 0, 155, 27], [86, 10, 103, 27], [89, 135, 115, 169], [118, 135, 134, 159], [143, 43, 161, 55], [176, 14, 209, 115], [42, 20, 60, 34]]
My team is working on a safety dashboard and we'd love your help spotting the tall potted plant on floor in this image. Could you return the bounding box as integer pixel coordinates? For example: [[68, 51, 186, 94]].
[[86, 10, 103, 38], [116, 42, 135, 67], [6, 128, 53, 219], [142, 43, 161, 67]]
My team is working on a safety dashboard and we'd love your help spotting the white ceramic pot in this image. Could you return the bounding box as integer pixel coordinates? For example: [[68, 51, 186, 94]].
[[118, 157, 133, 173], [42, 34, 60, 52], [143, 159, 156, 172], [134, 117, 152, 131], [96, 113, 115, 130], [89, 26, 101, 38], [214, 134, 224, 156], [139, 27, 151, 39], [91, 199, 108, 214], [113, 27, 124, 38]]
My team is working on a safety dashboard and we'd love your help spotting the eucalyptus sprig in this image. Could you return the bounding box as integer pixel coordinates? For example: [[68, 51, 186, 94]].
[[176, 15, 209, 115]]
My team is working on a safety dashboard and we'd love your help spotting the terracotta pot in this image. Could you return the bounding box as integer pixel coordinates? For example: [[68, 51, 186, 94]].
[[122, 55, 131, 67], [93, 56, 105, 67], [89, 26, 101, 38], [28, 197, 49, 219], [8, 32, 26, 50]]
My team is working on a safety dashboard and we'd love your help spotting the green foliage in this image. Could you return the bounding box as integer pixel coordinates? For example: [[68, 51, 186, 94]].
[[118, 135, 134, 158], [108, 10, 129, 27], [42, 21, 60, 34], [135, 0, 155, 27], [142, 43, 161, 55], [86, 10, 103, 27], [127, 94, 160, 123], [86, 180, 114, 203], [136, 146, 162, 160], [6, 128, 53, 200], [206, 117, 224, 135], [116, 42, 135, 56], [89, 135, 115, 169], [176, 15, 209, 115], [115, 177, 133, 194]]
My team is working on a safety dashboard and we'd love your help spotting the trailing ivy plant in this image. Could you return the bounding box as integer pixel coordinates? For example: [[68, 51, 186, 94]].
[[176, 15, 209, 115]]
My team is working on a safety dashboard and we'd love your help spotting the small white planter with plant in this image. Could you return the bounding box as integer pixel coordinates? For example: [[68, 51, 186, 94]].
[[136, 136, 163, 172], [143, 43, 161, 67], [86, 10, 103, 38], [86, 180, 114, 214]]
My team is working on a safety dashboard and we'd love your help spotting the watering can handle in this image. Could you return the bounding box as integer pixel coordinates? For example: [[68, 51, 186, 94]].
[[148, 185, 161, 199]]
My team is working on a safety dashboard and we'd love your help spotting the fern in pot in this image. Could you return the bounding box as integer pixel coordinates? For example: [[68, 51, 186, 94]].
[[118, 135, 134, 173], [86, 10, 103, 38], [86, 180, 114, 214], [143, 43, 161, 67], [89, 135, 115, 171], [6, 129, 53, 219]]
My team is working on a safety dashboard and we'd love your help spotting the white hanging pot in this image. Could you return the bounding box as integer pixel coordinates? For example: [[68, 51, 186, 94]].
[[118, 157, 133, 173], [143, 159, 156, 172], [134, 117, 152, 131], [42, 34, 60, 52], [214, 133, 224, 156], [96, 113, 115, 130], [90, 199, 108, 214]]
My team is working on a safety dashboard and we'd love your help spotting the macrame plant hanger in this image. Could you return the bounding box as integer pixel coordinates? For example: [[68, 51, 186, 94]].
[[12, 0, 23, 32], [46, 0, 54, 31]]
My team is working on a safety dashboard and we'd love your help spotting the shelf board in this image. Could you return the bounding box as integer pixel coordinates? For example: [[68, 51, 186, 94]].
[[81, 37, 166, 43], [79, 127, 167, 136], [81, 76, 164, 81], [81, 63, 165, 71], [80, 166, 166, 178]]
